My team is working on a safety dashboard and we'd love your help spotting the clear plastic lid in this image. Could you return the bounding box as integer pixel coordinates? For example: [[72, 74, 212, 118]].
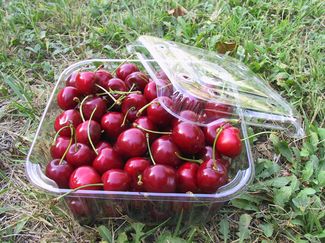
[[127, 36, 304, 138]]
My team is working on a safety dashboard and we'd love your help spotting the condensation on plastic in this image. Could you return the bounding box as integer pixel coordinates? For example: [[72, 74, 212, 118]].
[[127, 36, 304, 138], [25, 59, 255, 224]]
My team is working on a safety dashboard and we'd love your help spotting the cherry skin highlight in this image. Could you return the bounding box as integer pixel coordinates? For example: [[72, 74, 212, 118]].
[[45, 159, 74, 188], [69, 166, 102, 190]]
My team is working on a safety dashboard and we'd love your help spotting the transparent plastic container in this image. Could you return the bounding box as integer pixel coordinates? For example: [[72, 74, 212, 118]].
[[25, 36, 304, 224]]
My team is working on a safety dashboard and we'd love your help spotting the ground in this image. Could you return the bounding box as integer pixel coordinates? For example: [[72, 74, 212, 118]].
[[0, 0, 324, 242]]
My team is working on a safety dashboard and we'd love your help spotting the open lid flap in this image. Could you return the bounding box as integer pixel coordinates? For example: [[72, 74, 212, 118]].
[[127, 35, 304, 138]]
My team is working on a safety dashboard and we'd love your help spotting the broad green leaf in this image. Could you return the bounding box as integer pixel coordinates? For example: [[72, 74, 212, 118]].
[[269, 133, 279, 146], [131, 223, 145, 243], [310, 131, 319, 150], [156, 232, 187, 243], [292, 195, 310, 212], [231, 199, 259, 211], [98, 225, 112, 243], [259, 223, 273, 237], [237, 214, 252, 243], [297, 188, 316, 197], [302, 160, 314, 181], [116, 232, 128, 243], [14, 217, 29, 235], [274, 186, 292, 207], [218, 218, 229, 243], [277, 141, 293, 162], [317, 170, 325, 187]]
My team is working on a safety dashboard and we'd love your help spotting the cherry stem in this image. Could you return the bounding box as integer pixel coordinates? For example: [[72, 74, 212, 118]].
[[175, 152, 203, 164], [55, 183, 104, 201], [137, 72, 149, 84], [73, 97, 80, 103], [128, 83, 136, 92], [136, 100, 156, 117], [121, 106, 135, 127], [95, 64, 104, 73], [59, 125, 74, 165], [108, 88, 139, 95], [135, 124, 172, 135], [52, 125, 70, 145], [112, 54, 135, 74], [212, 126, 225, 169], [137, 174, 143, 186], [241, 131, 276, 141], [95, 84, 119, 104], [88, 106, 98, 155], [79, 95, 92, 122], [146, 133, 156, 165]]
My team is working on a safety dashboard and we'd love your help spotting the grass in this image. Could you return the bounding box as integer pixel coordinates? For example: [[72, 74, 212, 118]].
[[0, 0, 324, 242]]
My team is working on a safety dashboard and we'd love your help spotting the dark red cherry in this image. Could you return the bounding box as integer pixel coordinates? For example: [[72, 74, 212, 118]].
[[196, 159, 228, 193], [101, 78, 127, 99], [102, 169, 131, 191], [75, 120, 101, 146], [200, 146, 230, 168], [57, 87, 81, 110], [172, 122, 205, 154], [66, 71, 78, 87], [133, 116, 158, 142], [176, 162, 199, 193], [95, 69, 113, 87], [75, 71, 97, 95], [142, 165, 176, 193], [182, 96, 204, 111], [67, 198, 90, 217], [114, 128, 147, 159], [50, 136, 71, 159], [124, 157, 150, 191], [147, 97, 173, 127], [45, 159, 74, 188], [66, 143, 96, 167], [155, 70, 168, 80], [101, 112, 126, 141], [81, 96, 107, 121], [204, 102, 233, 121], [151, 136, 181, 167], [144, 81, 157, 102], [95, 141, 112, 154], [203, 122, 231, 145], [92, 148, 123, 175], [69, 166, 102, 190], [116, 63, 139, 81], [216, 126, 242, 158], [54, 109, 82, 137], [171, 110, 199, 128], [125, 71, 149, 91], [121, 94, 147, 122]]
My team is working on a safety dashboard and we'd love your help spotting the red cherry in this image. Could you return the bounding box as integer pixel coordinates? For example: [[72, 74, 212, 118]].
[[69, 166, 102, 190], [124, 157, 150, 191], [196, 159, 228, 193], [54, 109, 82, 137], [81, 96, 107, 121], [182, 96, 204, 111], [142, 165, 176, 193], [45, 159, 74, 188], [50, 136, 70, 159], [155, 70, 168, 80], [66, 143, 96, 167], [216, 126, 242, 158], [75, 120, 101, 146], [125, 71, 149, 91], [75, 71, 97, 95], [114, 128, 147, 159], [95, 69, 113, 87], [67, 198, 90, 217], [133, 116, 158, 142], [176, 162, 199, 193], [121, 94, 147, 122], [102, 169, 130, 191], [144, 81, 157, 102], [66, 71, 78, 87], [92, 148, 123, 174], [57, 87, 81, 110], [203, 122, 231, 145], [147, 97, 173, 127], [171, 110, 199, 128], [172, 122, 205, 154], [101, 112, 126, 141], [199, 146, 229, 169], [101, 78, 127, 99], [151, 136, 181, 167], [95, 141, 112, 153], [204, 102, 233, 121], [116, 63, 139, 81]]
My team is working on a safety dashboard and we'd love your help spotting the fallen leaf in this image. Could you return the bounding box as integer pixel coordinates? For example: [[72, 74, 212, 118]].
[[216, 41, 237, 54], [168, 6, 188, 17]]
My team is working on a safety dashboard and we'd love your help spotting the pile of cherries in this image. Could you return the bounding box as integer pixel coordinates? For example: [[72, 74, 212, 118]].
[[45, 63, 242, 194]]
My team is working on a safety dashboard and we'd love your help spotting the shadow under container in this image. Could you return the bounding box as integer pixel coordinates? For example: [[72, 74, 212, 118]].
[[25, 36, 303, 225]]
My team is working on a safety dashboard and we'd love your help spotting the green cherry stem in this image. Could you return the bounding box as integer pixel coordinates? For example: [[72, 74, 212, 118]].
[[146, 133, 156, 165], [212, 126, 225, 169], [121, 106, 135, 127], [174, 152, 203, 164], [128, 83, 136, 92], [136, 100, 157, 117], [134, 124, 172, 135], [95, 84, 119, 104], [79, 95, 93, 122], [55, 183, 104, 201], [241, 131, 276, 142], [87, 106, 98, 155], [59, 125, 74, 165], [52, 125, 71, 145]]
